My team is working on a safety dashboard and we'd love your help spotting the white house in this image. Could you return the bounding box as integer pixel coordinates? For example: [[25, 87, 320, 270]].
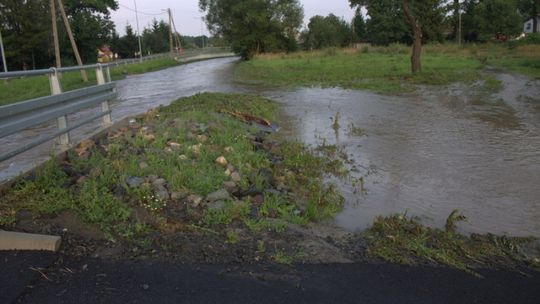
[[523, 16, 540, 33]]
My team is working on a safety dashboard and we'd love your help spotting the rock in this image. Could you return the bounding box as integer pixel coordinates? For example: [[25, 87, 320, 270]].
[[126, 176, 144, 188], [226, 164, 235, 172], [139, 162, 149, 170], [223, 181, 237, 193], [164, 147, 173, 154], [197, 134, 208, 142], [143, 134, 155, 141], [224, 169, 232, 177], [207, 200, 226, 211], [178, 155, 188, 161], [215, 156, 228, 167], [206, 189, 230, 202], [189, 144, 202, 155], [152, 178, 167, 187], [224, 146, 234, 153], [171, 191, 188, 201], [155, 187, 170, 201], [147, 175, 159, 182], [251, 194, 264, 205], [186, 195, 203, 208], [167, 142, 182, 149], [231, 172, 241, 182]]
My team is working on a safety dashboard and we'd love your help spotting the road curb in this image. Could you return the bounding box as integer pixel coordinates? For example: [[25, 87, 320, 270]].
[[0, 231, 61, 252]]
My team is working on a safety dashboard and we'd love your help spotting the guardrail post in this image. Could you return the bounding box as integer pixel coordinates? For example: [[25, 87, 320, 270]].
[[48, 68, 70, 147], [96, 64, 112, 125], [105, 65, 112, 83]]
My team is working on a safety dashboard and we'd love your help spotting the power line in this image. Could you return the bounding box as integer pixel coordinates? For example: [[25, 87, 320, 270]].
[[118, 3, 164, 16]]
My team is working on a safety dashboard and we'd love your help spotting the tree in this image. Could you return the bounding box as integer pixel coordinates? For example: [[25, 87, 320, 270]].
[[199, 0, 304, 59], [462, 0, 522, 42], [401, 0, 422, 72], [350, 0, 445, 72], [115, 24, 139, 58], [0, 0, 51, 70], [302, 14, 352, 50], [350, 0, 445, 46], [517, 0, 539, 33], [352, 9, 367, 42]]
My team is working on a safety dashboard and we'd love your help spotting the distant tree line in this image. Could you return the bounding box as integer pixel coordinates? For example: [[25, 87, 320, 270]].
[[0, 0, 224, 71]]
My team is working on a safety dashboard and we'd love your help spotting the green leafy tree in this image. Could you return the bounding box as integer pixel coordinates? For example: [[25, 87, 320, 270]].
[[142, 19, 170, 54], [115, 24, 139, 58], [0, 0, 51, 70], [302, 14, 352, 50], [349, 0, 445, 45], [352, 8, 367, 42], [462, 0, 522, 42], [199, 0, 304, 59]]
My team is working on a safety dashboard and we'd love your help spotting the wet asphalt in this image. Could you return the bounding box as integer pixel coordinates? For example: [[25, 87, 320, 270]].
[[2, 251, 539, 304]]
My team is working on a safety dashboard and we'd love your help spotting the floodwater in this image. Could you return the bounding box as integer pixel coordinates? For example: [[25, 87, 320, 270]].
[[1, 58, 539, 237]]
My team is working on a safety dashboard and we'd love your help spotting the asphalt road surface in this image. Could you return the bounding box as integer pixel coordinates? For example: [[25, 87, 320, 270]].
[[2, 251, 539, 304]]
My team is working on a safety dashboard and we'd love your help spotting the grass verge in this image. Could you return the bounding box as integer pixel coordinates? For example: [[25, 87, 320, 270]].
[[234, 44, 540, 93], [0, 93, 345, 244]]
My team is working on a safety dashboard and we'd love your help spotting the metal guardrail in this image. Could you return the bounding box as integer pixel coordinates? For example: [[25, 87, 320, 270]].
[[0, 64, 115, 162], [0, 47, 232, 163]]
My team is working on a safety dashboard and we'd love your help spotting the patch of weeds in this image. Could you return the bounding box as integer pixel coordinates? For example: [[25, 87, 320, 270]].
[[0, 208, 16, 227], [481, 75, 503, 93], [256, 240, 266, 253], [365, 212, 537, 274], [225, 230, 239, 244], [347, 123, 365, 137], [272, 249, 294, 265]]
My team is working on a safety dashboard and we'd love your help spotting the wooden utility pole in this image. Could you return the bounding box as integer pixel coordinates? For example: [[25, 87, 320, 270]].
[[0, 28, 7, 73], [50, 0, 61, 69], [168, 8, 174, 55], [57, 0, 88, 81], [171, 13, 182, 51]]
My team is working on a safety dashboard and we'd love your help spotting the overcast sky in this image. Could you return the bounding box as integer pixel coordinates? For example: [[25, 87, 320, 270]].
[[111, 0, 357, 36]]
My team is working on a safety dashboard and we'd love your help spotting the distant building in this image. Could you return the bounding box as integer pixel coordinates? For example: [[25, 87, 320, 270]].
[[523, 16, 540, 34]]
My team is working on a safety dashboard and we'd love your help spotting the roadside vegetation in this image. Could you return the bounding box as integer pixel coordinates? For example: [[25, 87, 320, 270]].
[[0, 93, 345, 260], [235, 44, 540, 93], [362, 212, 539, 275]]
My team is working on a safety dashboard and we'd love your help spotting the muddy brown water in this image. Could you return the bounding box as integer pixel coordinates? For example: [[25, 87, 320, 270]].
[[1, 58, 538, 237]]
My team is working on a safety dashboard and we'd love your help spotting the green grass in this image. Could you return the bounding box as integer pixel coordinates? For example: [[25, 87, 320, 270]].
[[0, 93, 345, 242], [365, 212, 537, 274], [235, 43, 540, 93], [0, 57, 182, 106]]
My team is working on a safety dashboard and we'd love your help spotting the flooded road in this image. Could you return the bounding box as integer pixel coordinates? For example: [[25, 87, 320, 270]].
[[1, 57, 539, 237]]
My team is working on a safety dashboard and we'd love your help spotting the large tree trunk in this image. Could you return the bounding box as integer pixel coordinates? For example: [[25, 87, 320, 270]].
[[401, 0, 422, 73]]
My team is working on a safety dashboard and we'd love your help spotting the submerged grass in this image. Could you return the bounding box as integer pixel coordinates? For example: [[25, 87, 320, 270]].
[[365, 212, 538, 274], [235, 43, 540, 93]]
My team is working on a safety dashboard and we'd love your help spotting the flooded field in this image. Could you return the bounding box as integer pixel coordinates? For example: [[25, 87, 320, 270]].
[[1, 57, 539, 237]]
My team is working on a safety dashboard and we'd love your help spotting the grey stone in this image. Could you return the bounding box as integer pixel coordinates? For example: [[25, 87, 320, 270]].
[[152, 178, 167, 187], [231, 172, 241, 182], [207, 200, 226, 211], [126, 176, 144, 188], [171, 191, 188, 201], [155, 187, 170, 201], [223, 181, 237, 193], [187, 194, 203, 208], [206, 189, 230, 202]]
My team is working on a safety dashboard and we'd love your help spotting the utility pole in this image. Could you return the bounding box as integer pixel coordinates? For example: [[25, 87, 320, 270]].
[[50, 0, 61, 69], [168, 8, 174, 55], [200, 19, 205, 49], [133, 0, 143, 62], [458, 7, 462, 47], [0, 28, 7, 73], [57, 0, 88, 81]]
